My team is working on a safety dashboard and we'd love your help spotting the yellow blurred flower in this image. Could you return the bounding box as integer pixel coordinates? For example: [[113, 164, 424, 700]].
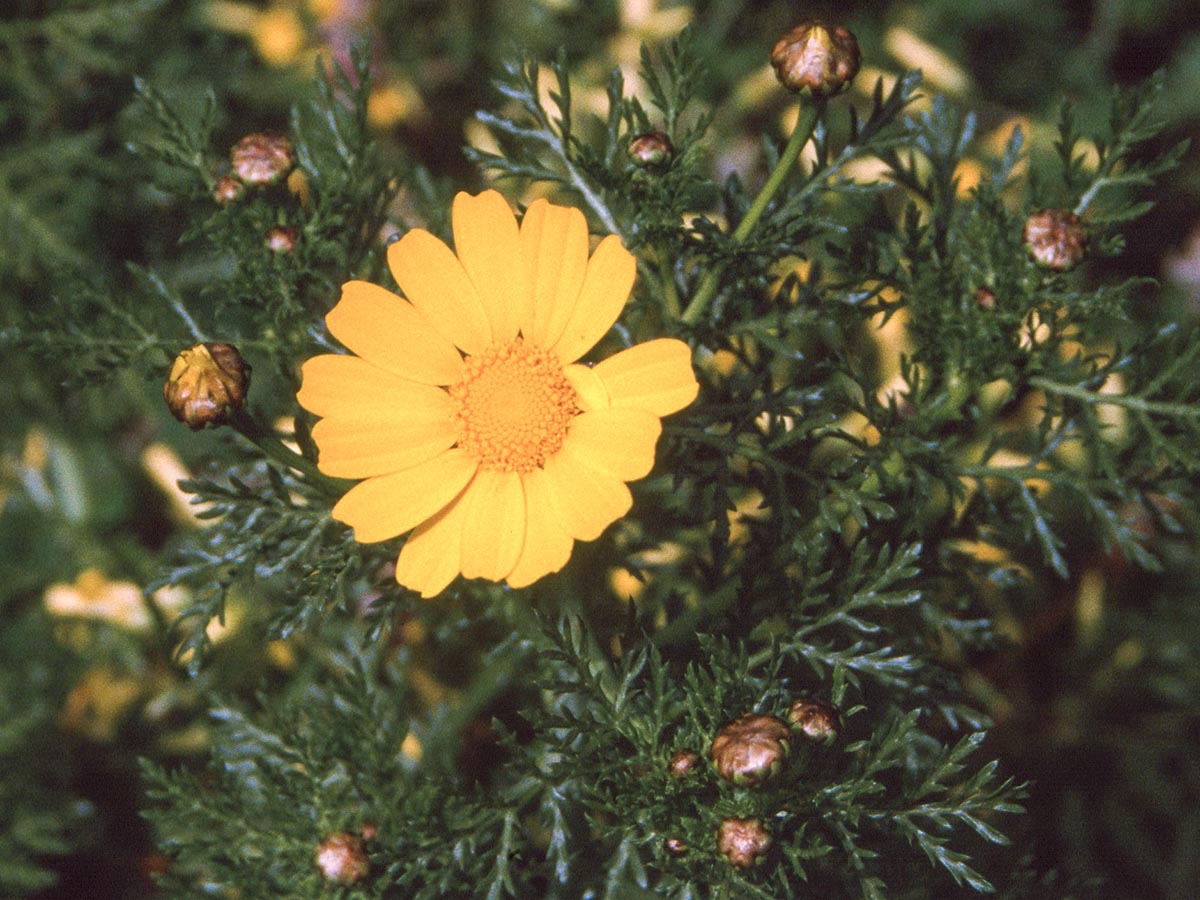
[[140, 442, 213, 526], [253, 6, 308, 66], [44, 569, 188, 631], [60, 666, 144, 741]]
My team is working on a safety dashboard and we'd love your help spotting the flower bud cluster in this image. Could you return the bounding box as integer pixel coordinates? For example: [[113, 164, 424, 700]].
[[213, 132, 302, 251], [664, 697, 842, 870]]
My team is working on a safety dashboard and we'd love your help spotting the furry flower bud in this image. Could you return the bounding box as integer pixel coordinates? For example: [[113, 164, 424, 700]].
[[314, 832, 369, 883], [710, 713, 791, 785], [230, 132, 296, 186], [717, 817, 772, 868], [1023, 208, 1087, 271], [770, 21, 861, 96], [164, 343, 251, 430]]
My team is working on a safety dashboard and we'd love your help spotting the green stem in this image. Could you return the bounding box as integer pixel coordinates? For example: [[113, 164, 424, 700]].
[[229, 410, 353, 498], [658, 245, 682, 319], [680, 100, 823, 325], [1029, 375, 1200, 418]]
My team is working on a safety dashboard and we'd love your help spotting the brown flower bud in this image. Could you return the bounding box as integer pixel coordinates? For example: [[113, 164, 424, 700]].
[[664, 837, 688, 857], [315, 832, 369, 883], [230, 132, 296, 186], [265, 225, 299, 253], [629, 131, 673, 168], [975, 287, 997, 310], [164, 343, 251, 430], [710, 713, 791, 785], [359, 821, 378, 842], [786, 698, 840, 742], [668, 748, 702, 778], [716, 817, 772, 868], [770, 21, 861, 96], [1023, 208, 1086, 271], [212, 175, 245, 204]]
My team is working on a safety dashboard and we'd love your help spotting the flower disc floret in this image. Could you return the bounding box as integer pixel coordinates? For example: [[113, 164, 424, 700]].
[[450, 338, 579, 473]]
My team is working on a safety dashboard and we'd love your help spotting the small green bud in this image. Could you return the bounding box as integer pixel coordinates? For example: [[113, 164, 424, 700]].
[[786, 698, 840, 742], [628, 131, 673, 168]]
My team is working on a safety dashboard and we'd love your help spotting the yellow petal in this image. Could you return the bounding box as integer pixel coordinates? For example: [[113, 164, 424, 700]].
[[541, 450, 632, 542], [560, 408, 661, 481], [298, 354, 427, 419], [331, 449, 477, 543], [394, 492, 470, 598], [506, 467, 574, 588], [564, 364, 610, 411], [592, 339, 698, 416], [458, 468, 526, 580], [550, 235, 636, 363], [312, 403, 457, 479], [388, 229, 492, 355], [520, 199, 589, 348], [452, 191, 527, 344], [326, 281, 464, 385]]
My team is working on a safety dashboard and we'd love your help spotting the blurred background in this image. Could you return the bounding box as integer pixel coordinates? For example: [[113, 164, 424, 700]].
[[3, 0, 1199, 897]]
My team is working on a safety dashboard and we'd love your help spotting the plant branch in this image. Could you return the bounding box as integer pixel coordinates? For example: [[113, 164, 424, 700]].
[[681, 100, 823, 325]]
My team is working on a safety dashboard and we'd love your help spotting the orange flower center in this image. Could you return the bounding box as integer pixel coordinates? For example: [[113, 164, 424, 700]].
[[449, 338, 579, 473]]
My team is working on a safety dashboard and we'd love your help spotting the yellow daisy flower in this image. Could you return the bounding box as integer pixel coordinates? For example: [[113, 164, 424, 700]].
[[298, 190, 698, 596]]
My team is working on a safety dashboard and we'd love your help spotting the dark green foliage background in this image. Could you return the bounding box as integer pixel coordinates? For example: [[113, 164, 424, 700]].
[[2, 1, 1199, 898]]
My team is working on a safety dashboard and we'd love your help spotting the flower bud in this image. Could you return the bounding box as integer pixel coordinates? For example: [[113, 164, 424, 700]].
[[786, 698, 840, 742], [230, 132, 296, 186], [1023, 208, 1086, 271], [716, 817, 772, 868], [710, 713, 791, 785], [668, 748, 702, 778], [164, 343, 251, 430], [212, 175, 245, 204], [265, 225, 299, 253], [315, 832, 369, 883], [770, 21, 861, 96], [664, 837, 688, 857], [628, 131, 673, 168], [975, 287, 997, 310]]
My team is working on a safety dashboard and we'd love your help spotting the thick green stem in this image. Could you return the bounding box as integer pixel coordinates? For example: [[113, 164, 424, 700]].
[[680, 100, 823, 325], [658, 245, 682, 319], [229, 410, 353, 498]]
